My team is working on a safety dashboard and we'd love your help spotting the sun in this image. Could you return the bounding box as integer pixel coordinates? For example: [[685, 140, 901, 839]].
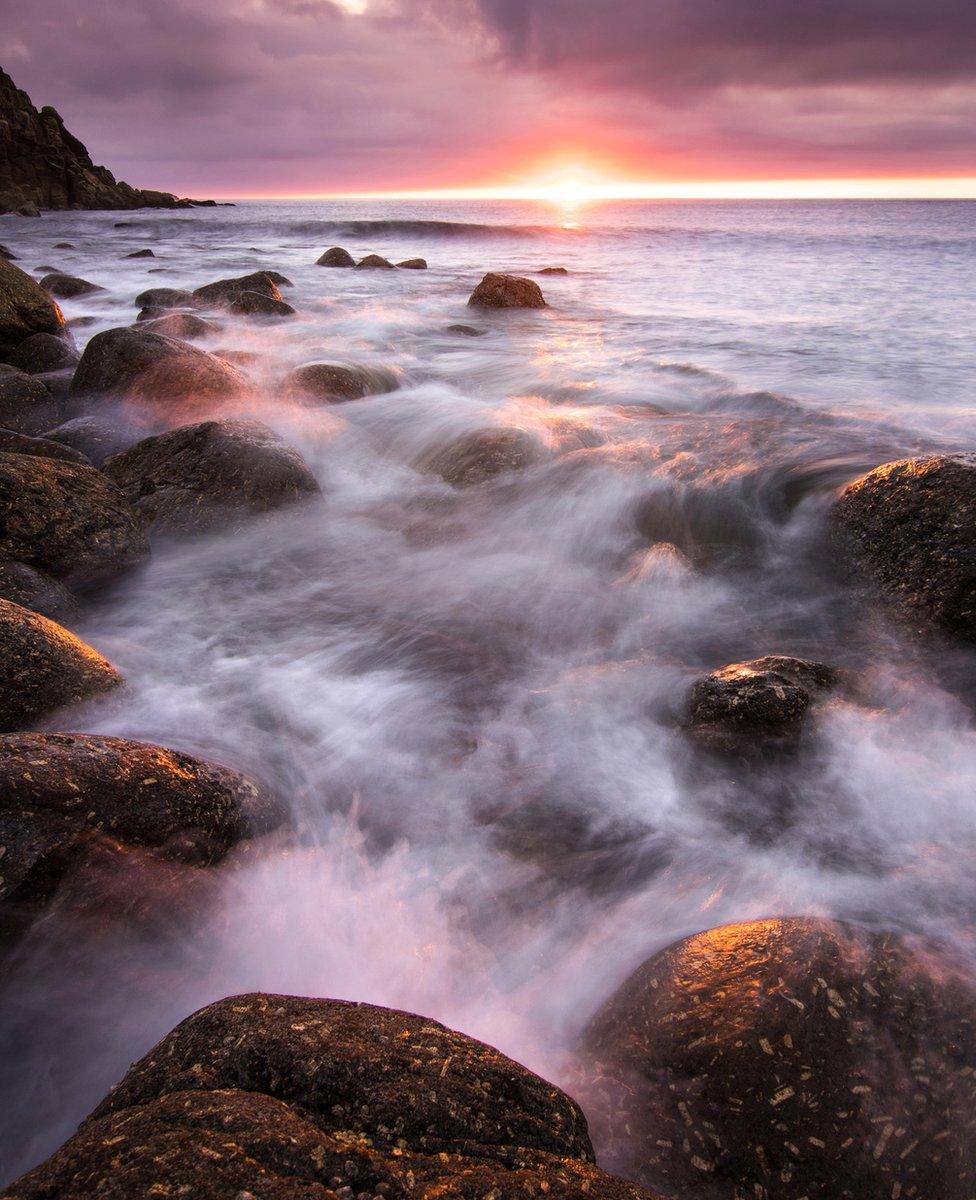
[[543, 177, 589, 206]]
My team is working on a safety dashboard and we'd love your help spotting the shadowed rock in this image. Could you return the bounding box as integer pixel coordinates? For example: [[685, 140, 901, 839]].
[[102, 418, 320, 536], [0, 258, 67, 357], [0, 429, 89, 465], [397, 257, 427, 269], [41, 416, 136, 467], [0, 367, 61, 434], [0, 245, 16, 260], [4, 992, 663, 1200], [192, 271, 286, 308], [282, 360, 398, 404], [39, 272, 104, 299], [6, 331, 79, 374], [446, 323, 486, 336], [0, 561, 76, 619], [133, 286, 198, 311], [123, 248, 154, 258], [356, 253, 395, 269], [0, 598, 121, 732], [136, 312, 221, 340], [582, 917, 976, 1200], [468, 272, 547, 309], [833, 454, 976, 640], [228, 290, 296, 317], [316, 245, 355, 267], [417, 427, 540, 487]]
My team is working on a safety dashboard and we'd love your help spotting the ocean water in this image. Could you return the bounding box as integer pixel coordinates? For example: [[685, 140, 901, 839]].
[[2, 198, 976, 1180]]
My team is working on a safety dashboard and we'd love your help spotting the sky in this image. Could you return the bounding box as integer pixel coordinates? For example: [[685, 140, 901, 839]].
[[2, 0, 975, 198]]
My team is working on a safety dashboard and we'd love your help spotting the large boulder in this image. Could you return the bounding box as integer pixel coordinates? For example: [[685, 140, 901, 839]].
[[0, 258, 67, 357], [102, 418, 320, 536], [39, 272, 104, 299], [0, 561, 75, 619], [316, 245, 355, 267], [0, 367, 61, 434], [6, 331, 79, 374], [70, 326, 249, 408], [282, 360, 398, 404], [833, 455, 976, 640], [227, 289, 296, 317], [136, 311, 220, 340], [582, 917, 976, 1200], [468, 272, 547, 309], [192, 271, 285, 308], [0, 598, 121, 732], [416, 427, 540, 487], [133, 286, 198, 311], [41, 416, 135, 467], [6, 992, 661, 1200], [0, 451, 149, 586]]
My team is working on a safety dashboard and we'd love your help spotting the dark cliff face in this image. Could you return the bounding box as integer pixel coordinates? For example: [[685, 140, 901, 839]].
[[0, 68, 206, 212]]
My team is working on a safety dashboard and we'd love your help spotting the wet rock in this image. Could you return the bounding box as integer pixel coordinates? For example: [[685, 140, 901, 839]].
[[66, 314, 95, 329], [192, 271, 285, 308], [70, 326, 250, 408], [227, 289, 296, 317], [356, 253, 396, 269], [17, 203, 41, 217], [282, 360, 398, 404], [41, 415, 135, 467], [833, 454, 976, 640], [417, 427, 540, 487], [6, 330, 79, 374], [0, 258, 67, 357], [468, 272, 547, 309], [0, 598, 121, 732], [123, 248, 154, 258], [316, 245, 355, 267], [539, 266, 569, 275], [0, 368, 61, 434], [0, 561, 76, 619], [0, 429, 89, 465], [102, 418, 320, 536], [52, 242, 75, 250], [136, 311, 221, 340], [446, 323, 486, 336], [134, 286, 198, 311], [0, 451, 149, 585], [6, 992, 661, 1200], [582, 916, 976, 1200], [261, 270, 294, 287], [397, 257, 428, 269], [0, 245, 16, 260], [39, 272, 104, 299]]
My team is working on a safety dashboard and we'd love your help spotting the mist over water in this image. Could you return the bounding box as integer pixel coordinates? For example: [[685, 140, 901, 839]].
[[2, 198, 976, 1181]]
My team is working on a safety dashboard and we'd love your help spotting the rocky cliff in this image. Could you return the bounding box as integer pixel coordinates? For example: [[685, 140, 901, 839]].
[[0, 68, 211, 213]]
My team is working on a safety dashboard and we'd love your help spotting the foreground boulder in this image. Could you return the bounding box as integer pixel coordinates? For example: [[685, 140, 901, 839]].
[[282, 360, 398, 403], [0, 451, 149, 585], [417, 427, 540, 487], [0, 258, 67, 358], [316, 245, 355, 267], [833, 455, 976, 640], [192, 271, 286, 308], [5, 992, 661, 1200], [468, 272, 547, 309], [70, 326, 249, 408], [0, 598, 121, 731], [582, 917, 976, 1200], [103, 419, 320, 536], [39, 272, 104, 299], [0, 367, 61, 434], [6, 331, 79, 374]]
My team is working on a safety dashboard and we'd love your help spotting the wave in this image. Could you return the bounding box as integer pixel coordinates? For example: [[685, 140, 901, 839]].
[[287, 219, 562, 239]]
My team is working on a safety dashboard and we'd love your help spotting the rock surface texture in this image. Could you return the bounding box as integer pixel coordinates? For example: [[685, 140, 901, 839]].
[[468, 272, 547, 309], [0, 258, 67, 359]]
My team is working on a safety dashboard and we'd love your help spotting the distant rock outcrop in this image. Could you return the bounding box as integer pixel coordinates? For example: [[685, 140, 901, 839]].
[[0, 67, 211, 213]]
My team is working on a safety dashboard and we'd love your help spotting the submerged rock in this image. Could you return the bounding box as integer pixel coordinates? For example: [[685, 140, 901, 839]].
[[0, 598, 121, 732], [397, 257, 428, 269], [136, 311, 220, 340], [102, 418, 320, 536], [833, 454, 976, 640], [192, 271, 285, 308], [446, 323, 486, 336], [227, 289, 296, 317], [0, 451, 149, 585], [39, 272, 104, 299], [582, 916, 976, 1200], [5, 330, 79, 374], [123, 248, 154, 258], [356, 253, 396, 269], [6, 992, 661, 1200], [316, 245, 355, 267], [133, 286, 197, 311], [539, 266, 569, 275], [417, 427, 540, 487], [0, 258, 67, 357], [468, 272, 547, 309], [282, 360, 398, 403], [0, 367, 61, 434]]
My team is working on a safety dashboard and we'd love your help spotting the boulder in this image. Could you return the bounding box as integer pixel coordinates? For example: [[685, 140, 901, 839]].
[[134, 286, 197, 311], [136, 312, 220, 340], [446, 323, 486, 336], [261, 270, 294, 287], [316, 245, 355, 267], [356, 253, 396, 269], [6, 330, 79, 374], [417, 427, 540, 487], [282, 360, 398, 404], [123, 248, 154, 258], [468, 272, 547, 309], [0, 368, 61, 434], [0, 258, 67, 357], [102, 418, 320, 536], [0, 451, 149, 585], [0, 245, 16, 260], [539, 266, 569, 275], [66, 314, 96, 329], [0, 598, 121, 732], [6, 992, 661, 1200], [582, 917, 976, 1200], [52, 242, 75, 250], [39, 272, 104, 299], [227, 289, 296, 317], [192, 271, 285, 308], [833, 455, 976, 640], [0, 561, 75, 619], [70, 326, 250, 407], [397, 257, 428, 269], [41, 415, 135, 467], [0, 429, 89, 465]]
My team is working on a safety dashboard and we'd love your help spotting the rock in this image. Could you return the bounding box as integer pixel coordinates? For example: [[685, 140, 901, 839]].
[[539, 266, 569, 275], [833, 455, 976, 640], [0, 258, 67, 357], [417, 427, 540, 487], [582, 916, 976, 1200], [227, 289, 296, 317], [0, 67, 199, 212], [282, 360, 398, 404], [17, 202, 40, 217], [134, 286, 197, 311], [39, 272, 104, 299], [0, 368, 61, 434], [136, 312, 221, 340], [0, 561, 76, 619], [70, 326, 250, 408], [66, 314, 95, 329], [33, 265, 58, 274], [102, 419, 320, 536], [192, 271, 285, 308], [6, 992, 661, 1200], [6, 330, 79, 374], [687, 655, 837, 748], [261, 270, 294, 287], [446, 323, 486, 336], [0, 429, 89, 464], [0, 451, 149, 586], [0, 245, 16, 260], [41, 415, 135, 467], [316, 245, 355, 267], [356, 253, 396, 269], [0, 598, 121, 732], [123, 248, 154, 258], [468, 272, 547, 309], [52, 242, 75, 250], [397, 257, 427, 269], [31, 366, 73, 403]]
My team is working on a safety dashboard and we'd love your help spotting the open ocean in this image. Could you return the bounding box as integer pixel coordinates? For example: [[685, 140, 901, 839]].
[[2, 197, 976, 1178]]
